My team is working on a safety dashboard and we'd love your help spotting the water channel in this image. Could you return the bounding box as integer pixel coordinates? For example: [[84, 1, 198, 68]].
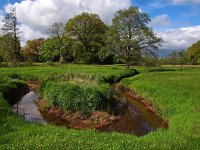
[[12, 83, 167, 136]]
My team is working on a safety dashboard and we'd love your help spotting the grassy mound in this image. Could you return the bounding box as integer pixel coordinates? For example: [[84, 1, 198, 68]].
[[39, 81, 112, 115]]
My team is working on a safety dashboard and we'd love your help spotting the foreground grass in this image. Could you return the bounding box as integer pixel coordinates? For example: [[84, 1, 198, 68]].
[[0, 65, 200, 149]]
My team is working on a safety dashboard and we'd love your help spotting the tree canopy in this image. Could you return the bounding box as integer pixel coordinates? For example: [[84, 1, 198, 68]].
[[105, 6, 162, 68], [48, 22, 65, 63], [1, 7, 21, 62], [188, 40, 200, 64], [22, 38, 44, 62], [64, 12, 108, 64]]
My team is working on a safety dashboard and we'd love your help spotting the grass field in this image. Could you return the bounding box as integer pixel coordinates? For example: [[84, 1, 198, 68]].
[[0, 65, 200, 149]]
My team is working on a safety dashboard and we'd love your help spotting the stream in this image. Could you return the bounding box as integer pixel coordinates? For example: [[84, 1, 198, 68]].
[[98, 84, 167, 136], [11, 83, 167, 136], [12, 91, 47, 124]]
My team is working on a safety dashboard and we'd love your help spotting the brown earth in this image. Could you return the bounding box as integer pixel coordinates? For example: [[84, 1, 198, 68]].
[[26, 80, 41, 91], [36, 99, 121, 130]]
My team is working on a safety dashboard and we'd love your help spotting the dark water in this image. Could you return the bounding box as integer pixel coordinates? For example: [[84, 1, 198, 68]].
[[98, 84, 167, 136], [12, 91, 47, 124]]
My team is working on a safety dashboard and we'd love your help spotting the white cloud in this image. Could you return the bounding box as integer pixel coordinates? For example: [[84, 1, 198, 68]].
[[149, 0, 200, 8], [172, 0, 200, 5], [150, 14, 171, 27], [3, 0, 131, 45], [0, 9, 4, 32], [157, 25, 200, 50]]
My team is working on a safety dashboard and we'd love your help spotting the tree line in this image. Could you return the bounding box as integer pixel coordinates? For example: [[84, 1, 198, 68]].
[[0, 6, 162, 68], [1, 6, 199, 67], [159, 41, 200, 66]]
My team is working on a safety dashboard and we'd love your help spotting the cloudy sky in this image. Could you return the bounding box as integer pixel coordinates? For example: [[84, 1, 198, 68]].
[[0, 0, 200, 57]]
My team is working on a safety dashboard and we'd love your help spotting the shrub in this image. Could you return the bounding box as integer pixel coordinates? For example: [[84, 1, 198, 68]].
[[39, 81, 113, 115]]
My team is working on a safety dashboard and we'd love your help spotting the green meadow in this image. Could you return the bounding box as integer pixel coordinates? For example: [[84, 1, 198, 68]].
[[0, 65, 200, 149]]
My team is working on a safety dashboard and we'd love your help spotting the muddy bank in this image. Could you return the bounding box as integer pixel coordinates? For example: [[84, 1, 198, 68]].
[[37, 99, 120, 129]]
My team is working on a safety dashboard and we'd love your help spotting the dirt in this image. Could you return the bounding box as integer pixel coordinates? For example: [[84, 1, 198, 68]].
[[26, 80, 41, 91], [37, 99, 121, 130]]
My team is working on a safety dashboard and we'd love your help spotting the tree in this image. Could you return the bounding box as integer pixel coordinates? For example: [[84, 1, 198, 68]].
[[22, 38, 44, 62], [64, 12, 108, 64], [0, 34, 20, 62], [106, 6, 162, 68], [1, 7, 21, 62], [188, 41, 200, 64], [39, 38, 61, 62], [177, 50, 188, 65], [168, 51, 178, 65], [48, 22, 65, 63]]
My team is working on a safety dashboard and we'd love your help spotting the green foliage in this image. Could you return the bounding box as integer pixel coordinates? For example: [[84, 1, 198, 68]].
[[0, 35, 21, 62], [158, 50, 189, 65], [39, 38, 60, 62], [188, 40, 200, 64], [39, 81, 112, 115], [22, 38, 44, 62], [64, 12, 108, 64], [1, 7, 21, 62], [48, 22, 65, 63], [106, 6, 162, 68]]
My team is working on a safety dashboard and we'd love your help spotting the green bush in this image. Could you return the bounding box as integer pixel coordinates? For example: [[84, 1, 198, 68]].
[[39, 81, 113, 115]]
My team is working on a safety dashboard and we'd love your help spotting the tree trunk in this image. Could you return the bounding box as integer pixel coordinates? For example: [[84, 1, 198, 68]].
[[14, 34, 17, 63], [126, 62, 130, 69]]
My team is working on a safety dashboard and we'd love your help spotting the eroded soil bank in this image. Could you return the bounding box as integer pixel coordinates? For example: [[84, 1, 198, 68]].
[[37, 99, 120, 130]]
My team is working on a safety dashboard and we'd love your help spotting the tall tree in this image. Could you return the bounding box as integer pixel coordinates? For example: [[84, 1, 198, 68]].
[[64, 13, 108, 64], [106, 6, 162, 68], [22, 38, 44, 62], [48, 22, 65, 63], [0, 34, 21, 62], [1, 7, 21, 62], [39, 37, 61, 62]]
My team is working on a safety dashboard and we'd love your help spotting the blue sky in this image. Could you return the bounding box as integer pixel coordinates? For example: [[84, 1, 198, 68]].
[[135, 0, 200, 30], [1, 0, 200, 57]]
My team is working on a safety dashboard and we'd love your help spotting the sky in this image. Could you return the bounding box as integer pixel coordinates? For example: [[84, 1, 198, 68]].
[[0, 0, 200, 57]]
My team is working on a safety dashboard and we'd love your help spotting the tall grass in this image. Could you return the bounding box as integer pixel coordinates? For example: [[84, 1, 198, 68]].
[[39, 81, 113, 115]]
